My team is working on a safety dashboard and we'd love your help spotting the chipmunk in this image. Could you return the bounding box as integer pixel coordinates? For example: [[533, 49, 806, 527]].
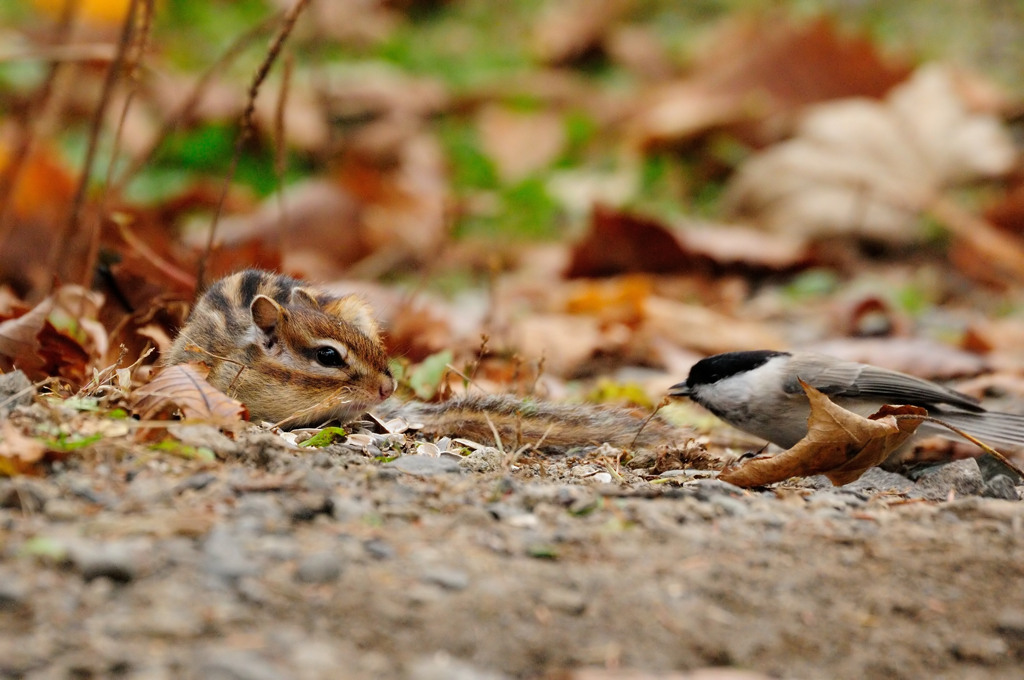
[[164, 270, 688, 451], [163, 269, 395, 428]]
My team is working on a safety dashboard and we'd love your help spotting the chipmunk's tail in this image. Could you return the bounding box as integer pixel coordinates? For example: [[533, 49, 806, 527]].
[[375, 394, 687, 452]]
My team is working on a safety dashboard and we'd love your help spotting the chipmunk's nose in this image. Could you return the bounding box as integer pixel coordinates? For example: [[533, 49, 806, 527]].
[[379, 376, 396, 400]]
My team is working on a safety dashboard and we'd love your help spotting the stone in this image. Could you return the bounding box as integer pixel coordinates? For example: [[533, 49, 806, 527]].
[[912, 458, 983, 500], [386, 455, 461, 476], [294, 552, 342, 584], [0, 370, 32, 417]]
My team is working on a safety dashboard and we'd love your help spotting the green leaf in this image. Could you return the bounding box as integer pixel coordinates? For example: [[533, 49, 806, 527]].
[[408, 349, 454, 400], [20, 537, 68, 562], [299, 427, 349, 448], [149, 440, 216, 462], [43, 433, 102, 452]]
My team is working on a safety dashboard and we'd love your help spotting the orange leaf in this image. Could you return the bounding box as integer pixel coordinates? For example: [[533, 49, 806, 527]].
[[720, 380, 926, 487]]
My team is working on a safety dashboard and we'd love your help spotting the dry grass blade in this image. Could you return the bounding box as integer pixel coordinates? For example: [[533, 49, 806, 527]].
[[49, 0, 141, 286], [198, 0, 311, 286], [131, 363, 248, 425]]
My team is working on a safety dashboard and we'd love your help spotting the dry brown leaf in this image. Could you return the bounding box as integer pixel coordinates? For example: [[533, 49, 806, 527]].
[[677, 223, 811, 270], [720, 380, 926, 487], [131, 363, 248, 426], [644, 297, 785, 356], [0, 421, 46, 477], [565, 276, 651, 326], [566, 207, 810, 277], [476, 105, 566, 183], [0, 285, 105, 381], [532, 0, 631, 65], [565, 205, 702, 277], [723, 65, 1016, 244], [628, 15, 911, 147]]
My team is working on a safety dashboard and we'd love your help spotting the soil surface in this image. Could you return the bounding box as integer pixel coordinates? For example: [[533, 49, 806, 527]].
[[1, 419, 1023, 680]]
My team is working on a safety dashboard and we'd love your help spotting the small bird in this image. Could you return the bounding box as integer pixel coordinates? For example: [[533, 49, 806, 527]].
[[668, 350, 1024, 453]]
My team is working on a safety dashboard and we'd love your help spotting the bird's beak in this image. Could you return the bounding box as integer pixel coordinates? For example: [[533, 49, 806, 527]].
[[667, 382, 690, 397]]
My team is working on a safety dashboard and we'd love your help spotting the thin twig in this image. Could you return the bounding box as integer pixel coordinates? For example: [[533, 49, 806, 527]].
[[110, 11, 281, 195], [272, 53, 293, 249], [84, 0, 156, 291], [630, 396, 671, 449], [198, 0, 311, 288], [50, 0, 140, 290]]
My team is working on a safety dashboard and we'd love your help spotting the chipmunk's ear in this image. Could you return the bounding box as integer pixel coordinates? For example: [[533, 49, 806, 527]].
[[251, 295, 284, 334], [290, 287, 321, 309], [323, 296, 380, 338]]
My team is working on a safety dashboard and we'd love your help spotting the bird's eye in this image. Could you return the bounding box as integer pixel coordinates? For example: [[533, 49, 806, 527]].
[[316, 346, 346, 368]]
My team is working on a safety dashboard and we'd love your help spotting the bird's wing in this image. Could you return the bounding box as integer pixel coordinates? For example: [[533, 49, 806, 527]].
[[784, 354, 983, 412]]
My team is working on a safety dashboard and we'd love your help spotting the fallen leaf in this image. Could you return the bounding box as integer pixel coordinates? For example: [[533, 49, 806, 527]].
[[643, 297, 785, 356], [565, 205, 703, 277], [0, 285, 105, 382], [131, 363, 248, 427], [723, 64, 1016, 243], [532, 0, 631, 65], [627, 15, 911, 148], [566, 206, 811, 277], [477, 105, 566, 183], [565, 275, 652, 326], [0, 421, 46, 476], [719, 380, 926, 487]]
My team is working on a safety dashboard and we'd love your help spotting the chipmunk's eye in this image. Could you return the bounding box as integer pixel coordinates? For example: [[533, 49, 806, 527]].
[[315, 346, 347, 368]]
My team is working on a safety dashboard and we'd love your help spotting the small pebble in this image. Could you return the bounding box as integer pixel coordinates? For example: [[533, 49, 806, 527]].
[[459, 447, 505, 473], [174, 472, 218, 493], [540, 587, 587, 615], [202, 526, 255, 581], [197, 649, 290, 680], [420, 566, 470, 591], [408, 651, 510, 680], [387, 455, 461, 476], [363, 538, 395, 560], [570, 464, 602, 478], [43, 499, 82, 521], [0, 571, 29, 611], [295, 552, 342, 584], [982, 474, 1020, 501], [950, 634, 1009, 664], [71, 541, 141, 583], [912, 459, 983, 500], [0, 370, 32, 416]]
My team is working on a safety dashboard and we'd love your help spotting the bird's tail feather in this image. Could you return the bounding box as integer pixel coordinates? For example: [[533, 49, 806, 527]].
[[922, 409, 1024, 449]]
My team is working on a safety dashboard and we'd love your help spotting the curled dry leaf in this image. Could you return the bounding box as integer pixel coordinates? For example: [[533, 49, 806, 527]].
[[719, 380, 926, 487], [131, 363, 248, 427]]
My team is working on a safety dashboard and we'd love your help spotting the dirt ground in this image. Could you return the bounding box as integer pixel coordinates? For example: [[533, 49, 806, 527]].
[[1, 416, 1023, 680]]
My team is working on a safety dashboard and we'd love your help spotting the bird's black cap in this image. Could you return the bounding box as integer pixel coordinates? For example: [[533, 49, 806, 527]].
[[668, 350, 790, 396]]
